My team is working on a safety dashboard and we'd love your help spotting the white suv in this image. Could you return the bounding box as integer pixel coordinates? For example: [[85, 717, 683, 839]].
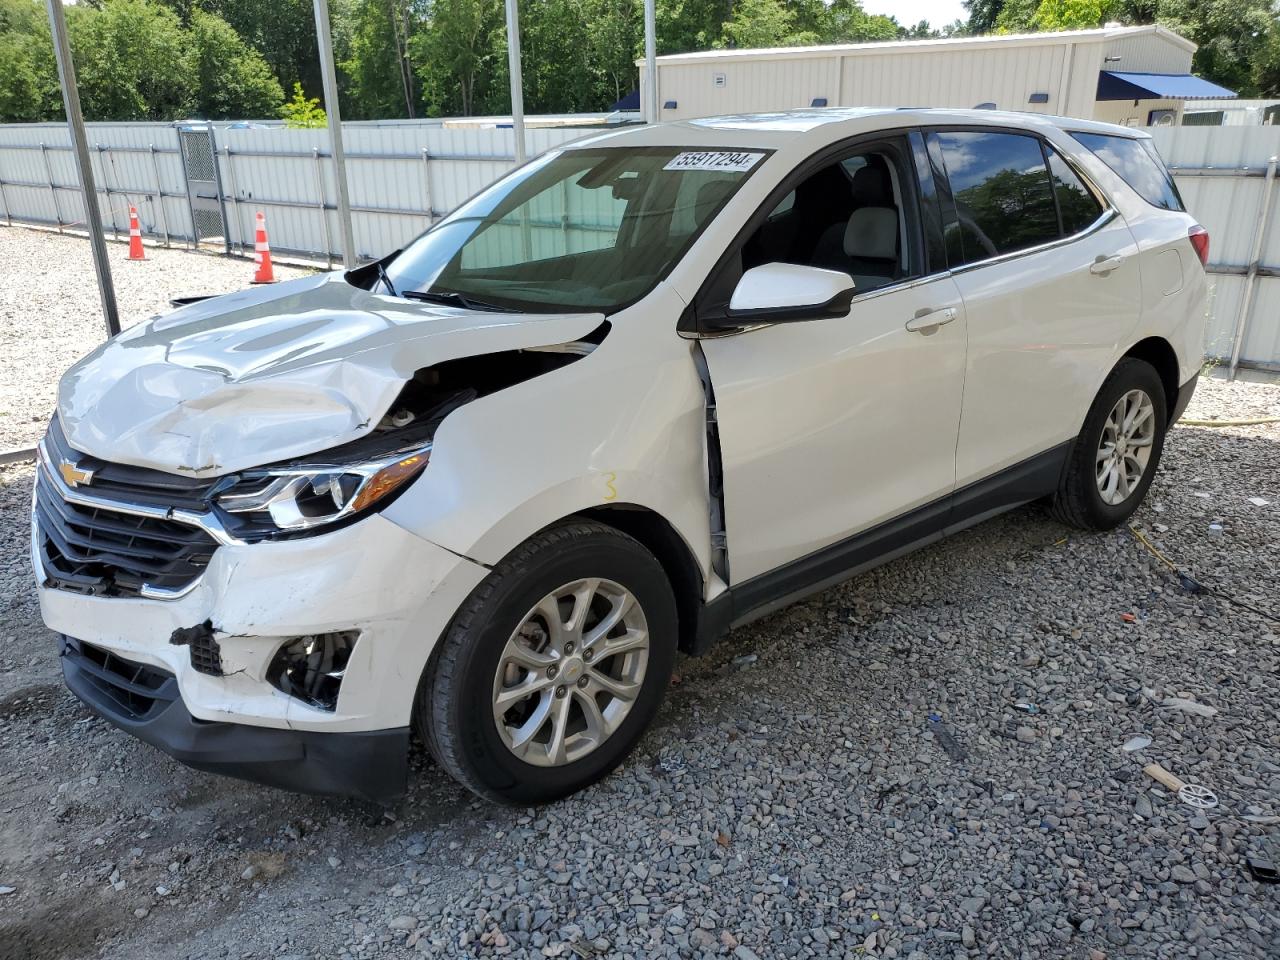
[[34, 109, 1207, 804]]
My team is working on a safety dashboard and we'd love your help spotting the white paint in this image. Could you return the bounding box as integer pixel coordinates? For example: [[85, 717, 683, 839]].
[[727, 262, 852, 311], [37, 107, 1205, 755], [57, 271, 603, 476]]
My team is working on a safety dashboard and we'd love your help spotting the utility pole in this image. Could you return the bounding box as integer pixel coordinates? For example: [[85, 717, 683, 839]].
[[504, 0, 527, 164], [313, 0, 357, 267], [644, 0, 658, 123], [45, 0, 120, 337]]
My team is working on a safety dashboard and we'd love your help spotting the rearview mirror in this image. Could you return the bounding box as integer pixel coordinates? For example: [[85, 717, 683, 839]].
[[726, 263, 855, 324]]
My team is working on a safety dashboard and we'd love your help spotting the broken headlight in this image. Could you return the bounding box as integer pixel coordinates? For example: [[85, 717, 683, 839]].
[[215, 445, 430, 533]]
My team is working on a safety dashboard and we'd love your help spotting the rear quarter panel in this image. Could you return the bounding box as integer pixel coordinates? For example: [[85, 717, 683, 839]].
[[1051, 130, 1208, 395]]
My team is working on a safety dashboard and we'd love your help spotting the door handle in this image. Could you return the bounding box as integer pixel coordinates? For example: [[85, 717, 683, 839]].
[[1090, 254, 1124, 275], [905, 306, 958, 334]]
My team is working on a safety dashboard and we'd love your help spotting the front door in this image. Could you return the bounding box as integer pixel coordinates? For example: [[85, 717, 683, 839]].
[[697, 136, 968, 585]]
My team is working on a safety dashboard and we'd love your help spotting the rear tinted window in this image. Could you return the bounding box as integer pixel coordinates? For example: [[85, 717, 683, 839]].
[[935, 131, 1059, 265], [1046, 145, 1104, 235], [1071, 133, 1183, 211]]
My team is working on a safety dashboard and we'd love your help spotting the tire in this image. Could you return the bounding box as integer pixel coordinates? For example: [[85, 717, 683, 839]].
[[418, 520, 677, 804], [1050, 357, 1168, 531]]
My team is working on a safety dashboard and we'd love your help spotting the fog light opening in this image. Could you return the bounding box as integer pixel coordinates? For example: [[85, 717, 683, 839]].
[[266, 631, 359, 711]]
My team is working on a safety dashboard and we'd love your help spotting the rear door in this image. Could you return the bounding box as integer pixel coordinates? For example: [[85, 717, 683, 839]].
[[928, 128, 1144, 488]]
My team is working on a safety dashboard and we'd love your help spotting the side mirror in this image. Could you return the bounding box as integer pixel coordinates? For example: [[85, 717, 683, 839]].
[[726, 262, 855, 324]]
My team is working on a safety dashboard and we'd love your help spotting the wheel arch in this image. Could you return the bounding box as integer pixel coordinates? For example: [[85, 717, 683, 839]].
[[1122, 336, 1179, 416], [577, 503, 706, 656]]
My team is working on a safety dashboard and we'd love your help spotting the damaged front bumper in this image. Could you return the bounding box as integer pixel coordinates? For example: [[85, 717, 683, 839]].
[[60, 636, 409, 802], [36, 508, 489, 801]]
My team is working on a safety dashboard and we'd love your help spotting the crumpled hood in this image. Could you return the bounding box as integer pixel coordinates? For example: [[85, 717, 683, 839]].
[[58, 272, 603, 477]]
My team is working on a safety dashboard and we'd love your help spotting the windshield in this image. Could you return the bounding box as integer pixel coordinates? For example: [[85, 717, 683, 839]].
[[382, 146, 769, 313]]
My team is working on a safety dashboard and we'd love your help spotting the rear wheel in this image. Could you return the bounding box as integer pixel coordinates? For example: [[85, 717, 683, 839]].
[[1051, 358, 1167, 530], [419, 521, 677, 804]]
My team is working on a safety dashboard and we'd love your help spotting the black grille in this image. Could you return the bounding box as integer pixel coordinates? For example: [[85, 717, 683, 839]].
[[45, 417, 220, 511], [61, 636, 176, 722], [36, 420, 220, 598]]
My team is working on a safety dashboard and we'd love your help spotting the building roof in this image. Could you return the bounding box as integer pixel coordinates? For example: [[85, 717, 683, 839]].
[[644, 24, 1196, 65]]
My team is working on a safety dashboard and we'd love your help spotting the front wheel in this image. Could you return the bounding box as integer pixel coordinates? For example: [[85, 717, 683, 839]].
[[1051, 357, 1168, 530], [418, 520, 677, 804]]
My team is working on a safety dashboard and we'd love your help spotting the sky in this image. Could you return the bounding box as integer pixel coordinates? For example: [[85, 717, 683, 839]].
[[863, 0, 970, 28]]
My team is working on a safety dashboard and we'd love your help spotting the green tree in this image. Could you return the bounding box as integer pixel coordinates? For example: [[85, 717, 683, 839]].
[[655, 0, 732, 54], [1254, 19, 1280, 96], [344, 0, 422, 118], [189, 7, 284, 118], [412, 0, 505, 115], [584, 0, 640, 105], [67, 0, 195, 120], [200, 0, 326, 100], [1032, 0, 1110, 29], [719, 0, 814, 48], [965, 0, 1007, 31], [821, 0, 898, 42], [992, 0, 1039, 30], [1149, 0, 1276, 96], [281, 81, 328, 126], [0, 0, 59, 122], [521, 0, 602, 111]]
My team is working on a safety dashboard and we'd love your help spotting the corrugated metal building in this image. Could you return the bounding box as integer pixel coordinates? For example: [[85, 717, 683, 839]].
[[639, 25, 1235, 125]]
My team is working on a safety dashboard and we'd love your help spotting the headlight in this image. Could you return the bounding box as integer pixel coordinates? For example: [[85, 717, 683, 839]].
[[215, 445, 430, 533]]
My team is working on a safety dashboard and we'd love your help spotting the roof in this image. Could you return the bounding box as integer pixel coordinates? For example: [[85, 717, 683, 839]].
[[562, 107, 1146, 154], [1096, 71, 1237, 102], [641, 24, 1196, 66]]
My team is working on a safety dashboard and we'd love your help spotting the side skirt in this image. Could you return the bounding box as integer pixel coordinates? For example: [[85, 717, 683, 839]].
[[690, 441, 1071, 654]]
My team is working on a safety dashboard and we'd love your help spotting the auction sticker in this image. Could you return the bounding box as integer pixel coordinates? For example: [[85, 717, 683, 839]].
[[663, 151, 765, 173]]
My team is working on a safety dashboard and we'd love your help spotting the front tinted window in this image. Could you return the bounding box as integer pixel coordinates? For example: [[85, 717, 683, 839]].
[[935, 131, 1059, 265], [1071, 132, 1184, 211], [384, 147, 766, 313], [1046, 145, 1104, 235]]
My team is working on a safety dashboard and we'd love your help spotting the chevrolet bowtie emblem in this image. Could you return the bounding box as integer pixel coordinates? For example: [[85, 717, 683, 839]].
[[58, 459, 95, 488]]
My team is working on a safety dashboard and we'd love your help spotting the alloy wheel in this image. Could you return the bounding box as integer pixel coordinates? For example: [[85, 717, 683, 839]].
[[1096, 388, 1156, 506], [492, 578, 649, 767]]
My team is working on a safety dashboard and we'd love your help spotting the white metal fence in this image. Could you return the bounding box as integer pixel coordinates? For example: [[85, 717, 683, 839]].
[[0, 120, 593, 266], [0, 120, 1278, 370], [1150, 125, 1280, 372]]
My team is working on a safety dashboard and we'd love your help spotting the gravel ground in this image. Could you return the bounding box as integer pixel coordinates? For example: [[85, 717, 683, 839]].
[[1, 226, 1278, 960], [0, 225, 311, 451]]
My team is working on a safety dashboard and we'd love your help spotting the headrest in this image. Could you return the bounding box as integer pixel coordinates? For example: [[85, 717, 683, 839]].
[[851, 163, 893, 206], [843, 207, 898, 261], [694, 180, 735, 214]]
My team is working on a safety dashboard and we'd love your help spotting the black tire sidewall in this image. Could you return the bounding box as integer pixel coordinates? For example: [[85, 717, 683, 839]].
[[1076, 361, 1168, 528], [438, 532, 676, 803]]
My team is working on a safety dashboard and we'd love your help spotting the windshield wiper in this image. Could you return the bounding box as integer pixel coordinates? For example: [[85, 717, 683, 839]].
[[402, 289, 515, 313], [375, 261, 397, 298]]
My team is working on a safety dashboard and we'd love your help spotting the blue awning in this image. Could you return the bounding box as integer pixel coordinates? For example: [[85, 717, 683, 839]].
[[1097, 71, 1237, 102], [609, 90, 641, 112]]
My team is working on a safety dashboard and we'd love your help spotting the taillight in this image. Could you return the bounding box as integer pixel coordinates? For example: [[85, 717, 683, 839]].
[[1188, 225, 1209, 267]]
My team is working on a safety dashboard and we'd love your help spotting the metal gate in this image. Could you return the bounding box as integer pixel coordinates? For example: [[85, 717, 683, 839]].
[[176, 123, 229, 251]]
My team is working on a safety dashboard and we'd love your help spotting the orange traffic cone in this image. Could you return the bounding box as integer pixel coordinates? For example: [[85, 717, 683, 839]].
[[126, 205, 145, 260], [251, 211, 276, 284]]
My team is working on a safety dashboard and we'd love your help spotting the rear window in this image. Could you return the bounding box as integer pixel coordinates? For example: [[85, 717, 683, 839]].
[[1045, 145, 1104, 235], [934, 130, 1060, 265], [1070, 133, 1184, 212]]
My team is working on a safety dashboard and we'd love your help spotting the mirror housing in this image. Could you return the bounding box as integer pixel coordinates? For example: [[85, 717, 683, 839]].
[[724, 263, 856, 325]]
